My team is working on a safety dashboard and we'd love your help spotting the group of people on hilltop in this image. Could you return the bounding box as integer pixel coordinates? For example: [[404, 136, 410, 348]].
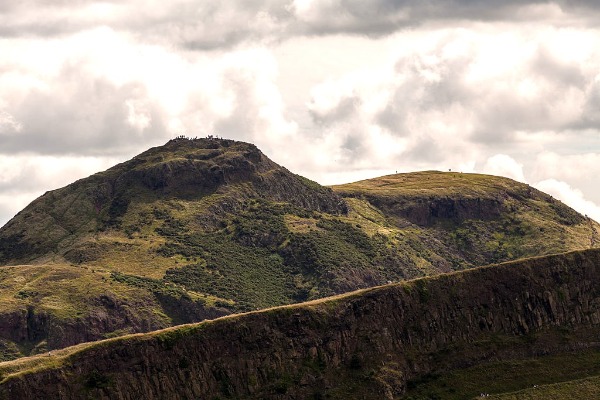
[[172, 134, 226, 141]]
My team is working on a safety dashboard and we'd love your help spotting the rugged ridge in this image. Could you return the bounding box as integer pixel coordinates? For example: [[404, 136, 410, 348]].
[[0, 138, 598, 362], [2, 248, 600, 399]]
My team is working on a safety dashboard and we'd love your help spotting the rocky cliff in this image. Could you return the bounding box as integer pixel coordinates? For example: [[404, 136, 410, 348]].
[[2, 248, 600, 399]]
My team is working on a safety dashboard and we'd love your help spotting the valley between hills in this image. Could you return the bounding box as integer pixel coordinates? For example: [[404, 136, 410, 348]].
[[1, 137, 600, 399]]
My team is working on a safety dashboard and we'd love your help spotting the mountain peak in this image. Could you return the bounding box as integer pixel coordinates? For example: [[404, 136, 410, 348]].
[[0, 138, 347, 264]]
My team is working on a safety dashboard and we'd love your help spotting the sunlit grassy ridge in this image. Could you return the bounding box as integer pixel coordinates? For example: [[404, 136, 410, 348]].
[[333, 171, 523, 198], [333, 171, 598, 266], [0, 138, 597, 361]]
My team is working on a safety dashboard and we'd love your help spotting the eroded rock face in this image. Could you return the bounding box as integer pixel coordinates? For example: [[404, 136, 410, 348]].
[[381, 196, 504, 226], [0, 294, 229, 360], [3, 249, 600, 399]]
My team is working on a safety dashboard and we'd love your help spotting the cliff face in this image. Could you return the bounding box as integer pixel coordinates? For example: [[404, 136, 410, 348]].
[[376, 196, 504, 226], [2, 248, 600, 399]]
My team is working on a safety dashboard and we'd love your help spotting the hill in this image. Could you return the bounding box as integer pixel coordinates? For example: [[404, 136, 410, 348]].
[[2, 248, 600, 399], [0, 137, 597, 360], [333, 171, 598, 267]]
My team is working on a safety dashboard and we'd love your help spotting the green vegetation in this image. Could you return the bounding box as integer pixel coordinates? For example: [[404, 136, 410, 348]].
[[403, 350, 600, 399], [164, 233, 296, 311], [491, 374, 600, 399]]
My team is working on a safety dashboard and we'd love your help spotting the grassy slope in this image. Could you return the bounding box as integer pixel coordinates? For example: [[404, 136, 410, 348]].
[[490, 374, 600, 399], [403, 351, 600, 399]]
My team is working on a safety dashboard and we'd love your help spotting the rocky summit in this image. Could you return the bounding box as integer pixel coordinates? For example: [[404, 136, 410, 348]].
[[0, 137, 598, 393]]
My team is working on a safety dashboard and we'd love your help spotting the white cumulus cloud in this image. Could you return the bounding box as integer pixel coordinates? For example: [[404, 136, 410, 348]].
[[535, 179, 600, 223], [482, 154, 526, 183]]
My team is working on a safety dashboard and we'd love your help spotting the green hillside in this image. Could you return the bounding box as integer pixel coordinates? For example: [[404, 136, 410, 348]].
[[0, 137, 597, 360], [333, 171, 598, 267], [491, 374, 600, 399]]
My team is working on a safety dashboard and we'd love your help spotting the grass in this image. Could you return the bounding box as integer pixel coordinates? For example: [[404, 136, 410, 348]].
[[0, 263, 185, 360], [403, 350, 600, 399], [341, 197, 395, 236], [331, 171, 526, 199], [490, 374, 600, 399], [0, 264, 112, 315]]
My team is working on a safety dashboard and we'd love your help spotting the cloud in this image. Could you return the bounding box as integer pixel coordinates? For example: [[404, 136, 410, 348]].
[[482, 154, 526, 183], [2, 77, 167, 156], [535, 178, 600, 223], [0, 28, 172, 156], [527, 150, 600, 207], [0, 26, 299, 158], [211, 49, 298, 143], [0, 192, 42, 230], [0, 154, 116, 193], [0, 110, 22, 134], [0, 154, 117, 228], [0, 1, 291, 49], [533, 151, 600, 182], [2, 1, 599, 49], [287, 0, 600, 39], [296, 26, 600, 178]]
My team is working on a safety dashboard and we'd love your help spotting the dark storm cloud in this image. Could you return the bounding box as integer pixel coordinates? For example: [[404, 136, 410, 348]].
[[288, 0, 600, 40], [290, 0, 545, 37], [309, 96, 360, 126]]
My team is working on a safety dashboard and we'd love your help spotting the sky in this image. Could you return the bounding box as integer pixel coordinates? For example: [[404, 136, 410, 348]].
[[2, 0, 600, 227]]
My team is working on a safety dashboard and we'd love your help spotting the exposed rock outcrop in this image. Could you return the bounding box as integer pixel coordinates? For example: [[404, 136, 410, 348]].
[[374, 196, 504, 226]]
